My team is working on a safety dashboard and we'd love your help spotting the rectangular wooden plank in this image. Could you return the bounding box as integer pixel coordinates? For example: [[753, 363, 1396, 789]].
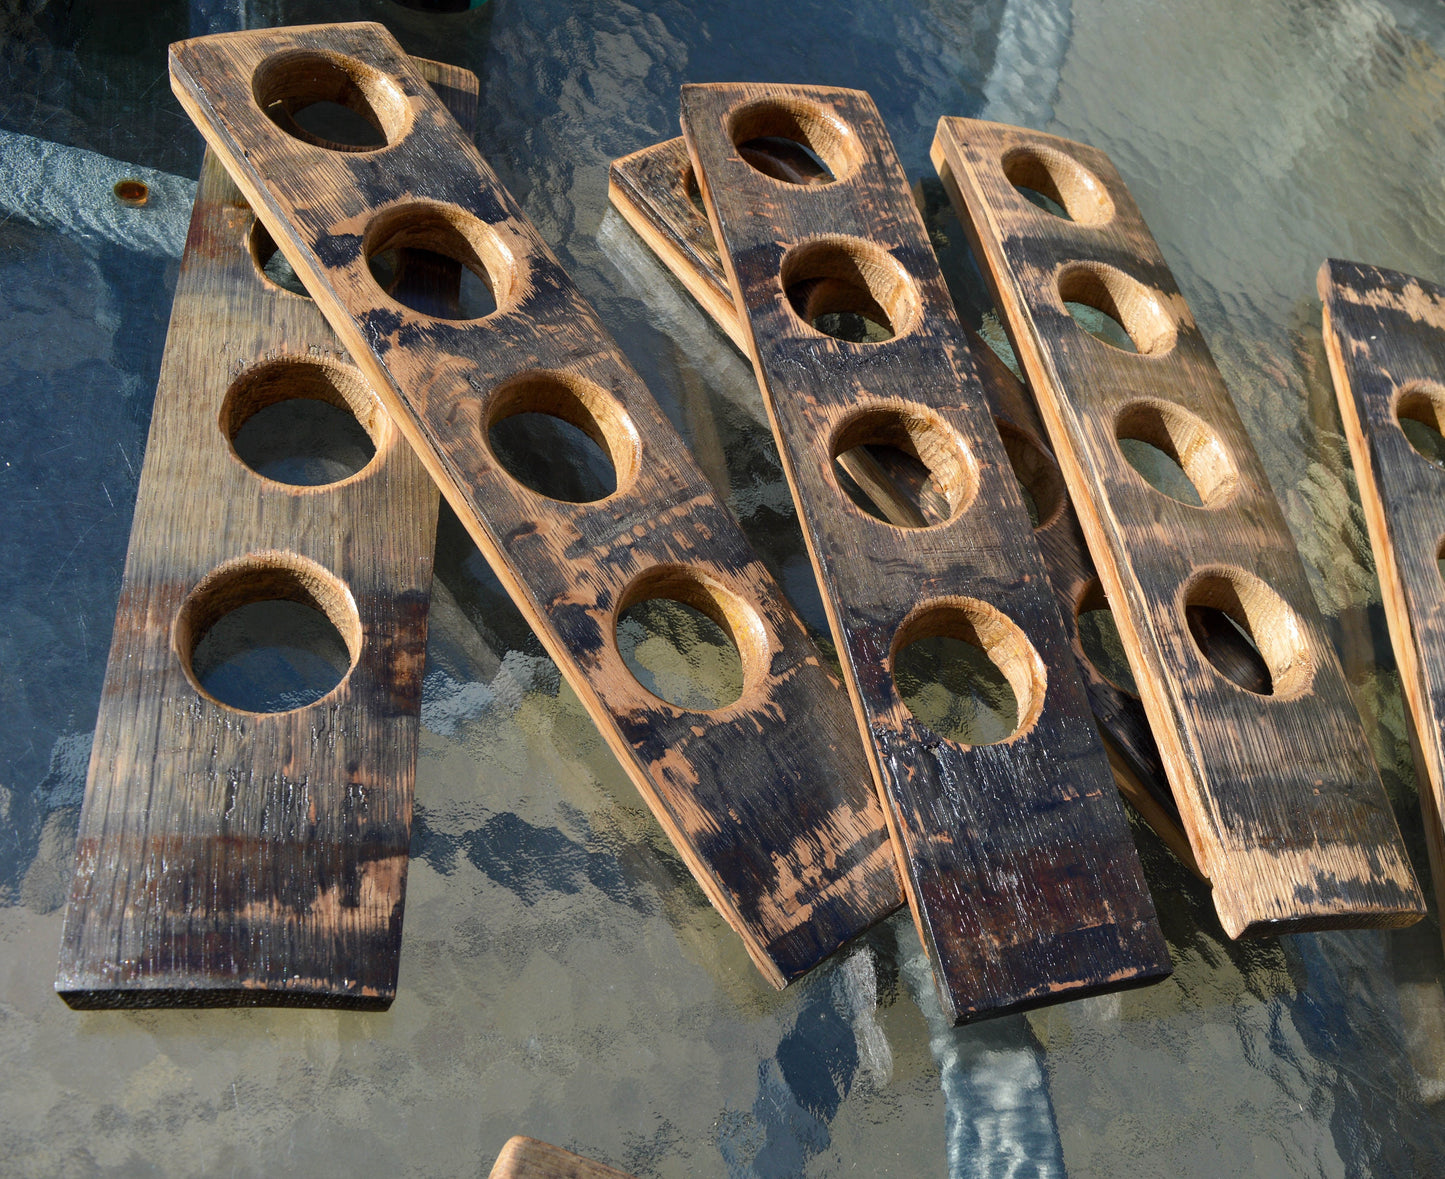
[[933, 117, 1424, 935], [679, 83, 1170, 1023], [609, 135, 1202, 877], [1319, 258, 1445, 947], [169, 22, 902, 988], [489, 1137, 635, 1179], [54, 56, 477, 1009]]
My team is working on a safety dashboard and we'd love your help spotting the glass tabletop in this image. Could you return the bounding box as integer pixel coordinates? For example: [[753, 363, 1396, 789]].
[[2, 0, 1444, 1174]]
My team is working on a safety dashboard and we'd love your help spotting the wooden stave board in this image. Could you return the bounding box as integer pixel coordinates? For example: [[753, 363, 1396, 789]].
[[608, 135, 1203, 878], [1318, 258, 1445, 945], [680, 83, 1170, 1023], [933, 117, 1423, 936], [169, 22, 902, 988], [488, 1137, 636, 1179], [54, 57, 478, 1010]]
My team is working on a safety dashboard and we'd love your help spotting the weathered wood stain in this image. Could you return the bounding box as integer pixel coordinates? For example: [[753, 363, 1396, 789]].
[[609, 135, 1202, 877], [680, 84, 1170, 1023], [169, 23, 901, 986], [55, 58, 477, 1009], [1320, 258, 1445, 952], [935, 117, 1423, 935]]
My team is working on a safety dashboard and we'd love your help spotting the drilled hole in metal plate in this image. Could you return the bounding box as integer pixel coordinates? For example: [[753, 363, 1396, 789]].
[[1115, 400, 1237, 508], [830, 406, 977, 527], [1002, 145, 1114, 226], [177, 555, 361, 715], [485, 371, 639, 503], [1058, 262, 1176, 356], [727, 97, 860, 185], [222, 359, 383, 487], [891, 599, 1047, 746], [996, 419, 1065, 529], [252, 50, 410, 152], [1396, 382, 1445, 467], [781, 236, 920, 343], [364, 202, 515, 320], [1075, 580, 1139, 697], [1183, 569, 1312, 698], [248, 220, 309, 297], [616, 567, 768, 711]]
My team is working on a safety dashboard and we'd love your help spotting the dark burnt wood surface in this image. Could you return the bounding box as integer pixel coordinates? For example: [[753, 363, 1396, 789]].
[[54, 57, 476, 1009], [609, 135, 1201, 877], [169, 23, 901, 987], [934, 117, 1423, 936], [681, 83, 1170, 1023], [1319, 258, 1445, 945]]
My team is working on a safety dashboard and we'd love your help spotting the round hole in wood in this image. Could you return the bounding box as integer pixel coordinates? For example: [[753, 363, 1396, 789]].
[[1437, 535, 1445, 584], [175, 552, 362, 714], [1001, 145, 1114, 226], [1395, 382, 1445, 467], [1182, 568, 1312, 698], [726, 97, 861, 185], [1057, 262, 1177, 356], [484, 370, 640, 503], [615, 566, 768, 711], [221, 358, 384, 487], [829, 403, 977, 526], [781, 235, 920, 343], [995, 418, 1066, 529], [1115, 399, 1236, 507], [1074, 579, 1139, 696], [890, 598, 1047, 745], [363, 202, 514, 320], [252, 49, 411, 152], [247, 220, 310, 298]]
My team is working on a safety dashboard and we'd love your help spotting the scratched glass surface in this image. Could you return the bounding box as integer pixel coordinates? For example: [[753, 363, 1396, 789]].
[[2, 0, 1445, 1175]]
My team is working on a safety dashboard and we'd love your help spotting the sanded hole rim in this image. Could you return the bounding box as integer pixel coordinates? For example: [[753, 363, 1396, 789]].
[[1056, 261, 1178, 356], [888, 596, 1049, 745], [780, 235, 922, 343], [725, 96, 863, 186], [614, 564, 771, 712], [363, 201, 519, 321], [1114, 397, 1239, 508], [828, 402, 979, 527], [1180, 567, 1314, 699], [995, 417, 1067, 530], [174, 551, 363, 714], [483, 369, 642, 503], [1394, 381, 1445, 467], [220, 356, 389, 490], [246, 219, 310, 299], [1001, 143, 1115, 227], [252, 48, 412, 153]]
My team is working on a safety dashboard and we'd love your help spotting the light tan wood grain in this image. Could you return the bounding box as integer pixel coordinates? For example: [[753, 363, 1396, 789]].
[[934, 117, 1423, 935], [488, 1137, 635, 1179]]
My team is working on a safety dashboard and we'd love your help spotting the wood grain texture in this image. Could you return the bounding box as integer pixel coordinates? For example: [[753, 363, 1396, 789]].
[[609, 135, 1202, 878], [680, 83, 1170, 1023], [169, 23, 901, 988], [934, 117, 1423, 936], [488, 1137, 635, 1179], [1319, 258, 1445, 946], [54, 57, 477, 1009]]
